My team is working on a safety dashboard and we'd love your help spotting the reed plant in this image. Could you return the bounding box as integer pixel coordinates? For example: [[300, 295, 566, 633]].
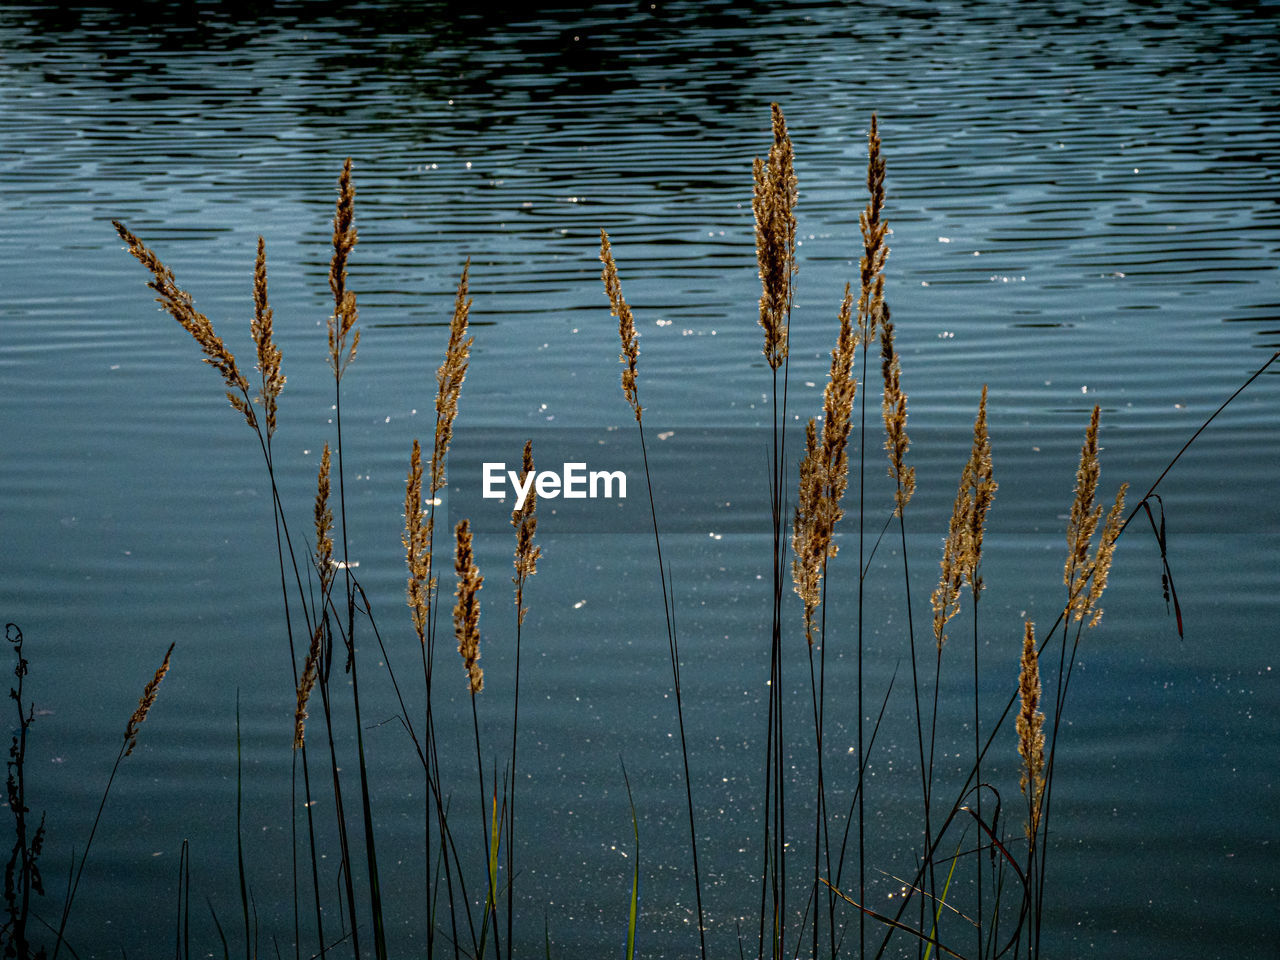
[[6, 103, 1277, 960]]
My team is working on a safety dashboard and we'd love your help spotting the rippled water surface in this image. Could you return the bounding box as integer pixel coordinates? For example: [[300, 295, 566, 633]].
[[2, 2, 1278, 957]]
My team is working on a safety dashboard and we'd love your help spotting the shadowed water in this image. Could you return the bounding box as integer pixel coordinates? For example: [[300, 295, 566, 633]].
[[2, 2, 1277, 957]]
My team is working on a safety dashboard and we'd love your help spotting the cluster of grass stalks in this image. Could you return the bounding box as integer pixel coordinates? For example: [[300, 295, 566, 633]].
[[4, 104, 1277, 960]]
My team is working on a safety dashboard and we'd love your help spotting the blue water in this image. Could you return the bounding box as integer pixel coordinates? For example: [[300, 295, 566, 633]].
[[2, 2, 1277, 957]]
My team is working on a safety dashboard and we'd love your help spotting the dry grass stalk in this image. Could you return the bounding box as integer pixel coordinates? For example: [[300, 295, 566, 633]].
[[1064, 406, 1103, 619], [123, 642, 175, 757], [879, 300, 914, 516], [1017, 620, 1046, 838], [403, 263, 472, 644], [454, 519, 484, 694], [294, 621, 322, 750], [931, 385, 995, 647], [512, 440, 540, 625], [295, 446, 333, 748], [251, 236, 285, 438], [328, 158, 360, 380], [792, 286, 857, 643], [599, 231, 641, 421], [792, 418, 824, 641], [1083, 484, 1128, 627], [112, 220, 256, 429], [432, 262, 474, 496], [753, 102, 797, 370], [315, 443, 334, 595], [404, 438, 430, 642], [858, 114, 888, 348], [964, 385, 996, 593]]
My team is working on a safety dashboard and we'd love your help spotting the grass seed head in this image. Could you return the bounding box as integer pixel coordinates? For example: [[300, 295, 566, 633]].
[[754, 103, 797, 370], [454, 519, 484, 694], [124, 643, 174, 757], [599, 230, 642, 421]]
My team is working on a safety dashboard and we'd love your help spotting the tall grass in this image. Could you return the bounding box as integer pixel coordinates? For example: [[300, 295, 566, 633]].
[[3, 104, 1277, 960]]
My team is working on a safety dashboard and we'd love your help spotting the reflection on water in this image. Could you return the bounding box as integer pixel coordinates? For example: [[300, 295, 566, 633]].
[[2, 2, 1278, 957]]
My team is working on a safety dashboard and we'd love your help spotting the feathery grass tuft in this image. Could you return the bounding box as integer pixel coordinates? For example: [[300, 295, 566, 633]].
[[454, 519, 484, 695], [599, 230, 641, 420], [1017, 621, 1046, 838], [328, 158, 360, 380], [931, 386, 994, 648], [1064, 405, 1103, 617], [124, 642, 174, 757], [879, 301, 914, 516], [112, 220, 255, 428], [251, 236, 284, 439], [512, 439, 541, 622], [792, 285, 856, 645], [753, 102, 797, 370]]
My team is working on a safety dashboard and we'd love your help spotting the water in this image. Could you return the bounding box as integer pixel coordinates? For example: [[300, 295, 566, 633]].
[[2, 2, 1277, 957]]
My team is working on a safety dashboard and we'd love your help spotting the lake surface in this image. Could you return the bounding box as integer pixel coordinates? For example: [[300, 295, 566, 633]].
[[2, 2, 1277, 957]]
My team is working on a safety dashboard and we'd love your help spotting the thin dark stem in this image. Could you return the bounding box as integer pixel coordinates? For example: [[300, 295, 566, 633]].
[[634, 400, 706, 960], [1119, 348, 1279, 536], [971, 588, 983, 959]]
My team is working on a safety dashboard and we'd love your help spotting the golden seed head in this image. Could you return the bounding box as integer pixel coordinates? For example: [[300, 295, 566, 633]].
[[1083, 482, 1128, 628], [1065, 405, 1103, 619], [404, 439, 433, 641], [123, 642, 175, 757], [251, 236, 285, 438], [512, 440, 541, 625], [963, 385, 996, 593], [294, 621, 323, 750], [791, 418, 824, 644], [454, 519, 484, 694], [754, 103, 797, 370], [932, 387, 995, 647], [791, 285, 862, 645], [1017, 620, 1046, 838], [113, 219, 255, 430], [879, 299, 914, 516], [433, 261, 474, 496], [599, 230, 642, 421], [314, 443, 334, 595], [858, 114, 888, 347], [328, 158, 360, 380]]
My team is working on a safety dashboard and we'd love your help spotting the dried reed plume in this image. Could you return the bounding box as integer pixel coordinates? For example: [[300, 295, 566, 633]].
[[123, 642, 175, 757], [1017, 620, 1045, 838], [858, 113, 888, 347], [251, 236, 285, 438], [599, 231, 641, 420], [294, 621, 322, 751], [964, 385, 996, 594], [112, 220, 255, 429], [879, 301, 914, 516], [512, 440, 541, 625], [433, 262, 474, 496], [404, 438, 430, 642], [792, 286, 857, 642], [403, 263, 472, 643], [315, 443, 334, 594], [931, 385, 995, 647], [753, 102, 797, 370], [1064, 406, 1102, 619], [1083, 484, 1128, 628], [295, 445, 332, 748], [454, 519, 484, 694], [328, 158, 360, 380]]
